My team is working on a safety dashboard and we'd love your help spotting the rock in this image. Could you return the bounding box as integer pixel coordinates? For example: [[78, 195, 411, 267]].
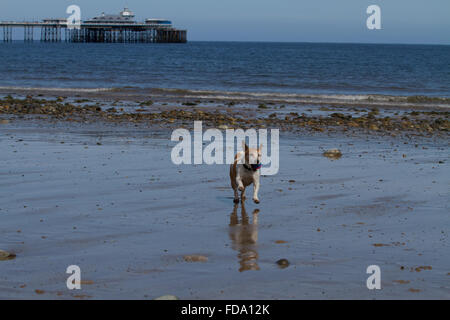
[[183, 255, 208, 262], [276, 259, 290, 269], [393, 280, 410, 284], [182, 102, 197, 106], [323, 148, 342, 160], [373, 243, 390, 247], [139, 100, 154, 106], [0, 250, 16, 261], [154, 295, 179, 300], [330, 113, 346, 119], [414, 266, 432, 272]]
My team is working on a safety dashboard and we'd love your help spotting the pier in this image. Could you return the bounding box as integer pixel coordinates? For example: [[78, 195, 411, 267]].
[[0, 8, 187, 43]]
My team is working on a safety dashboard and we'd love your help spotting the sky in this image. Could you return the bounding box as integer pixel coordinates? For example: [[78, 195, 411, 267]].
[[0, 0, 449, 44]]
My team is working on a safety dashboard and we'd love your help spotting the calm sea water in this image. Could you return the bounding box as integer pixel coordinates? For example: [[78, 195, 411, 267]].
[[0, 41, 449, 97]]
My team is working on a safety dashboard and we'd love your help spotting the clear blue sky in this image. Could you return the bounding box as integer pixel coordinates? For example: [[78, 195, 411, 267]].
[[1, 0, 449, 44]]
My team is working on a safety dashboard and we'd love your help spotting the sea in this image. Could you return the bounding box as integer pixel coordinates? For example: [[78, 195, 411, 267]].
[[0, 41, 449, 101]]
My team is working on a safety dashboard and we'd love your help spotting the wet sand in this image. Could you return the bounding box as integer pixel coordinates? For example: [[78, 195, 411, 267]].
[[0, 113, 448, 299]]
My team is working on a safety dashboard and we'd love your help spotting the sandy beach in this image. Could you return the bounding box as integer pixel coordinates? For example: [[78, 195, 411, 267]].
[[0, 91, 448, 299]]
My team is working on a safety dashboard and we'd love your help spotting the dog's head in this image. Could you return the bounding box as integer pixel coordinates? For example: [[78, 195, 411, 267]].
[[242, 141, 262, 170]]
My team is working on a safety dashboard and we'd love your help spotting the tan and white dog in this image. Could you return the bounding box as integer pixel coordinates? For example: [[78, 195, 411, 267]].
[[230, 142, 262, 204]]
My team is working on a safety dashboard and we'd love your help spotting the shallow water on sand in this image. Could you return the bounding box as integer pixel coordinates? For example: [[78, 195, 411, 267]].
[[0, 120, 449, 299]]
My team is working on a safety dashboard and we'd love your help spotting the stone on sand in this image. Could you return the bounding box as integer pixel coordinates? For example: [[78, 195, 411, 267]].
[[276, 259, 290, 269], [154, 295, 179, 300], [323, 148, 342, 160], [0, 250, 16, 261], [183, 255, 208, 262]]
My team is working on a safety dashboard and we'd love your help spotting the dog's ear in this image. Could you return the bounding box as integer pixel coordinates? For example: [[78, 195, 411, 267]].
[[242, 141, 249, 151]]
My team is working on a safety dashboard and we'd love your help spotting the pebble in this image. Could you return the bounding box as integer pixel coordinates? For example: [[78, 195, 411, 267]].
[[0, 250, 16, 261], [183, 255, 208, 262], [154, 295, 179, 300], [276, 259, 290, 269], [323, 148, 342, 160]]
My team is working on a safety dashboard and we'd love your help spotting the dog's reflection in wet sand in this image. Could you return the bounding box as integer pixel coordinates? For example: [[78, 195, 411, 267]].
[[229, 202, 260, 272]]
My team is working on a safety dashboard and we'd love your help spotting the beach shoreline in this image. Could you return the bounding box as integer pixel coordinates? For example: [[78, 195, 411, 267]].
[[0, 91, 449, 140], [1, 86, 449, 110]]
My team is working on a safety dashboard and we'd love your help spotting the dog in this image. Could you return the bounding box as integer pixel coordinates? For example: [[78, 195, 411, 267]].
[[230, 141, 262, 204]]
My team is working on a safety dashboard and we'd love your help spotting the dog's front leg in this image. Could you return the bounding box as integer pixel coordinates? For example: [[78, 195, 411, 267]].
[[240, 186, 246, 202], [233, 188, 239, 203], [236, 175, 245, 192], [252, 177, 260, 204]]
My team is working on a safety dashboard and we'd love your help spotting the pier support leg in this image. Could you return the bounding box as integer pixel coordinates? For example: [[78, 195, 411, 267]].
[[3, 26, 12, 42]]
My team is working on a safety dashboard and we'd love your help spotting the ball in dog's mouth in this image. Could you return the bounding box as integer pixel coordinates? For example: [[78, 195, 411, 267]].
[[251, 163, 262, 171]]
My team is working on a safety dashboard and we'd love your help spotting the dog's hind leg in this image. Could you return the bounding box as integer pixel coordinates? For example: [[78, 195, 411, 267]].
[[230, 164, 240, 203]]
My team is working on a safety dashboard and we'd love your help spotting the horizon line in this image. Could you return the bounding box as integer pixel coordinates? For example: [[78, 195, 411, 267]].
[[2, 39, 449, 46]]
